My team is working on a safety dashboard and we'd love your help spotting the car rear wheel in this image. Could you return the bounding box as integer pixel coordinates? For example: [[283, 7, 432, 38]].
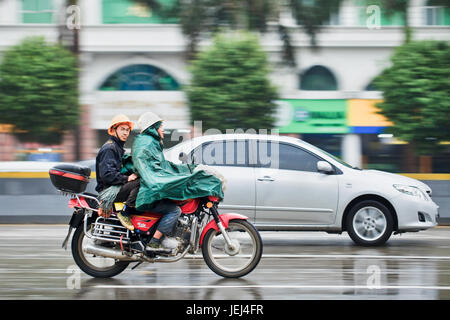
[[346, 200, 394, 246]]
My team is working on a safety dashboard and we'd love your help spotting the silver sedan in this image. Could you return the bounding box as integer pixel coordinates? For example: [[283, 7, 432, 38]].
[[165, 133, 439, 246]]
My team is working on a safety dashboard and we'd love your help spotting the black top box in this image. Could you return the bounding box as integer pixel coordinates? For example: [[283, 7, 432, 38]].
[[49, 163, 91, 194]]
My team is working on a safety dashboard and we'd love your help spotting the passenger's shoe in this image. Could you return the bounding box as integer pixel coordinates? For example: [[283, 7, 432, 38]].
[[117, 212, 134, 231], [147, 238, 163, 249]]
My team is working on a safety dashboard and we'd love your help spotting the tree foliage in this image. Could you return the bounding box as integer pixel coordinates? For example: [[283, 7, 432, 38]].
[[289, 0, 342, 46], [135, 0, 342, 64], [0, 37, 79, 144], [186, 33, 278, 132], [374, 40, 450, 155]]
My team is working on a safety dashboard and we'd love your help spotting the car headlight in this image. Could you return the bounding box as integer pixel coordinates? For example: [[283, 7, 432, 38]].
[[393, 184, 429, 201]]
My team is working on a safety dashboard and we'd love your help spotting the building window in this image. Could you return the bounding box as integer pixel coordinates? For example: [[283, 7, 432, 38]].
[[102, 0, 178, 24], [326, 11, 340, 26], [424, 1, 450, 25], [21, 0, 54, 23], [99, 64, 180, 91], [300, 65, 338, 91]]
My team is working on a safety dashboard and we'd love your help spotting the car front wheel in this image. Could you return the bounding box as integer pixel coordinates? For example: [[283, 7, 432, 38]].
[[346, 200, 394, 246]]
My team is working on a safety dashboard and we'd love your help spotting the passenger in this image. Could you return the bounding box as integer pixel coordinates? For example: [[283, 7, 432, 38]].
[[95, 114, 138, 231]]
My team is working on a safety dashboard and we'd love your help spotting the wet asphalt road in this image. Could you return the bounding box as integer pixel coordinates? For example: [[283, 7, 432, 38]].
[[0, 225, 449, 300]]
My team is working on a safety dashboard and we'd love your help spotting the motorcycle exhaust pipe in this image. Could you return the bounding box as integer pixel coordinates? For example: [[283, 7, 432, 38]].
[[83, 242, 192, 264], [83, 242, 139, 262]]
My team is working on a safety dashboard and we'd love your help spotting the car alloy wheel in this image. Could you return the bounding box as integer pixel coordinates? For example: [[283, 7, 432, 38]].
[[346, 200, 394, 246], [352, 206, 387, 242]]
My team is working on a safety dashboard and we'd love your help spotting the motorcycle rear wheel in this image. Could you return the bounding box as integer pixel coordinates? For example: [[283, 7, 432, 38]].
[[71, 222, 129, 278], [202, 219, 263, 278]]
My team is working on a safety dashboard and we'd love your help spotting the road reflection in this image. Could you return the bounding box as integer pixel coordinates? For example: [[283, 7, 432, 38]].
[[73, 273, 264, 300], [0, 226, 449, 300], [68, 256, 447, 300]]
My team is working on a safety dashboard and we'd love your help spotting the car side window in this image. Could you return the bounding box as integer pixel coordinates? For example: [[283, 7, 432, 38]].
[[190, 140, 249, 167], [257, 141, 320, 172]]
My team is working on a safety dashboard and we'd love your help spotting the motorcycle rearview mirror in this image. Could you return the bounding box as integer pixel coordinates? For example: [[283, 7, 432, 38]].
[[317, 161, 334, 174], [179, 152, 189, 164]]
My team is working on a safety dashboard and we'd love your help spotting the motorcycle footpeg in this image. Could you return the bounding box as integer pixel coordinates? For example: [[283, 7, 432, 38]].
[[130, 241, 146, 253]]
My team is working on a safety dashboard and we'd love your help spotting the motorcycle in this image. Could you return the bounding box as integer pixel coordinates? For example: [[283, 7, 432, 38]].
[[49, 164, 263, 278]]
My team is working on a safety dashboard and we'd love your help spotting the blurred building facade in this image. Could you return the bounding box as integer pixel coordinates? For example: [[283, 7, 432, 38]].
[[0, 0, 449, 172]]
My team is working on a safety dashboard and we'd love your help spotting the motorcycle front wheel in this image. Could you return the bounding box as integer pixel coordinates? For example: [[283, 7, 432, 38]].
[[71, 222, 129, 278], [202, 219, 263, 278]]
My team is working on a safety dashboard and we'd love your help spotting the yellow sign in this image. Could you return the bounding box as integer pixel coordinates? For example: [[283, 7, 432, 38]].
[[347, 99, 392, 127], [0, 124, 13, 133]]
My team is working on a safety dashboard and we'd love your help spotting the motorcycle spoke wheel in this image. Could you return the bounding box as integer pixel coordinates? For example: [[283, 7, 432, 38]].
[[202, 220, 262, 278], [80, 234, 117, 270], [72, 222, 129, 278]]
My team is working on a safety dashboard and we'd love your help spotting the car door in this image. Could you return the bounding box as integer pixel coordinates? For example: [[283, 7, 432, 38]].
[[254, 140, 339, 226], [189, 139, 256, 222]]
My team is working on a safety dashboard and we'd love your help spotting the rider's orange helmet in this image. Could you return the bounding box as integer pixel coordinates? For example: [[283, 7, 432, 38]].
[[107, 114, 134, 136]]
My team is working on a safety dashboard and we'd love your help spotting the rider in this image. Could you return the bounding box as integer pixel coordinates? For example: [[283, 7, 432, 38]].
[[132, 112, 224, 250], [95, 114, 138, 231], [133, 112, 182, 249]]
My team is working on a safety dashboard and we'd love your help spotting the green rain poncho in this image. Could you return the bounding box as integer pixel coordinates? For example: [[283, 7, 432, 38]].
[[132, 124, 224, 211]]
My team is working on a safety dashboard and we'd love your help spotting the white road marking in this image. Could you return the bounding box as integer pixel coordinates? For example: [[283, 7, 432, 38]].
[[1, 253, 448, 260], [183, 254, 450, 260], [259, 254, 450, 260], [93, 284, 450, 291]]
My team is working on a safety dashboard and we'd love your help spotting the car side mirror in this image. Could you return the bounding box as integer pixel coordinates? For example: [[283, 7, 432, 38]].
[[179, 152, 189, 164], [317, 161, 334, 174]]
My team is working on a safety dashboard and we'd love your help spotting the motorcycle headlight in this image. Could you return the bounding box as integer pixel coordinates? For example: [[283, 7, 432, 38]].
[[393, 184, 429, 201]]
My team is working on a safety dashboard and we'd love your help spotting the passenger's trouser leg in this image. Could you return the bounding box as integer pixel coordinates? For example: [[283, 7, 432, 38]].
[[148, 199, 182, 235], [114, 178, 140, 217]]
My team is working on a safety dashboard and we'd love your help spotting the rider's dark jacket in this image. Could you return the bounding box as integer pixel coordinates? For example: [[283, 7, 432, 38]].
[[95, 135, 128, 193]]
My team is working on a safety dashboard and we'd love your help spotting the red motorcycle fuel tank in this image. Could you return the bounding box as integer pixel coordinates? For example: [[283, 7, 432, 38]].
[[131, 213, 162, 232]]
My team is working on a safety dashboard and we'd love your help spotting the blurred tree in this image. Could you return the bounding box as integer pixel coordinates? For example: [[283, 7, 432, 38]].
[[0, 36, 79, 144], [133, 0, 342, 65], [186, 33, 278, 132], [374, 41, 450, 163], [289, 0, 342, 47]]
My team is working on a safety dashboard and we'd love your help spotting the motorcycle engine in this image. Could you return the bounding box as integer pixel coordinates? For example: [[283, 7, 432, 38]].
[[172, 215, 192, 242]]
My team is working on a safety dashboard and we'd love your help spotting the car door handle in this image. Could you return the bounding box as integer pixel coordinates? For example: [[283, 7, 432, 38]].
[[257, 176, 275, 182]]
